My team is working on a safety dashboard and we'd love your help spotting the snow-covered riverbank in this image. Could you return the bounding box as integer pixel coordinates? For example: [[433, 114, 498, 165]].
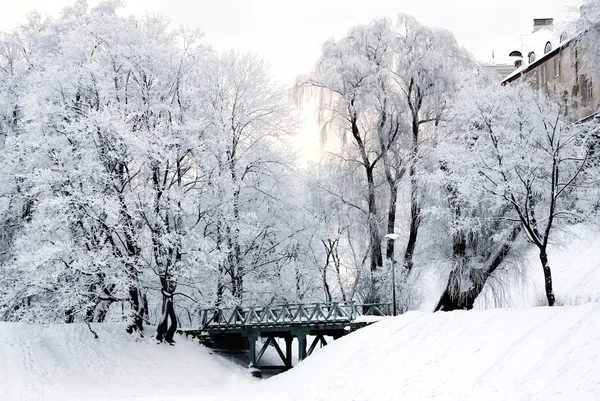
[[2, 303, 600, 401]]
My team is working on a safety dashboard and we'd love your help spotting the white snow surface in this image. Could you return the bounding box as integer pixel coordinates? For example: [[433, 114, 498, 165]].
[[476, 223, 600, 308], [3, 224, 600, 401], [2, 304, 600, 401], [0, 323, 255, 401]]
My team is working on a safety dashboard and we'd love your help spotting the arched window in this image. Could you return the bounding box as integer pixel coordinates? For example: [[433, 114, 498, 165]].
[[544, 41, 552, 54], [528, 51, 536, 63], [560, 32, 568, 43], [509, 50, 523, 57]]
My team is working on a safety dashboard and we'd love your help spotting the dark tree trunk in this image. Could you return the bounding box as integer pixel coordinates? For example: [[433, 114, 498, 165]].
[[403, 110, 422, 274], [349, 110, 383, 275], [435, 226, 521, 311], [539, 249, 556, 306], [165, 300, 178, 343], [386, 186, 398, 260], [349, 103, 383, 303], [331, 242, 347, 302], [435, 269, 486, 311], [321, 239, 334, 302], [126, 286, 145, 334], [322, 269, 332, 302], [366, 165, 383, 272], [157, 299, 178, 344], [64, 308, 75, 324], [96, 301, 111, 323], [156, 274, 178, 343], [403, 167, 420, 273], [295, 265, 305, 301], [215, 277, 224, 308], [85, 303, 97, 323]]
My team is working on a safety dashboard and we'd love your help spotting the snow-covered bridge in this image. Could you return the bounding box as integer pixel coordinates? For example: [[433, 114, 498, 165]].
[[181, 302, 391, 371]]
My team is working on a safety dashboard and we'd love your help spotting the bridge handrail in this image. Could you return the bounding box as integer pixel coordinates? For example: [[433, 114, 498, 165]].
[[200, 301, 391, 329]]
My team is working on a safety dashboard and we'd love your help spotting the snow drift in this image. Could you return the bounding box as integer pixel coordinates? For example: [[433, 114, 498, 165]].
[[0, 323, 253, 401], [267, 304, 600, 401], [2, 304, 600, 400]]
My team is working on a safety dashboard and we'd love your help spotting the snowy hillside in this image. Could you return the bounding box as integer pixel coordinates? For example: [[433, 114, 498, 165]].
[[475, 223, 600, 308], [0, 323, 254, 401], [267, 304, 600, 401], [2, 304, 600, 401]]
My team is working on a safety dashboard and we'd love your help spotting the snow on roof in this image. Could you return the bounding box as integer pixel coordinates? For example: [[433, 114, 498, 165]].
[[502, 27, 568, 83]]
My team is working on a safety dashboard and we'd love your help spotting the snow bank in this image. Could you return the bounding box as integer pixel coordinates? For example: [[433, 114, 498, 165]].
[[0, 323, 254, 401], [476, 223, 600, 308], [266, 304, 600, 401], [2, 304, 600, 400]]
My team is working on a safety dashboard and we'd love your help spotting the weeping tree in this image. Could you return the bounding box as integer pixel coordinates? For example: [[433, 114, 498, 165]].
[[296, 16, 471, 304], [296, 20, 388, 288], [389, 14, 472, 274]]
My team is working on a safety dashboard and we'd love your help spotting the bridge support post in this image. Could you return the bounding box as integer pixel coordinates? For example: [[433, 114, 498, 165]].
[[248, 335, 257, 367], [284, 336, 293, 368], [297, 334, 307, 361]]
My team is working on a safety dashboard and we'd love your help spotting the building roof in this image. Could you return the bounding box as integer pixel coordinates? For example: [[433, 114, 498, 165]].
[[501, 28, 571, 84]]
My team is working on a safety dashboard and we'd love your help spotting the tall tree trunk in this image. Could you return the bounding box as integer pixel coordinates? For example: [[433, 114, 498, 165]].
[[322, 267, 332, 302], [331, 243, 347, 302], [156, 275, 178, 344], [350, 108, 383, 274], [386, 185, 398, 260], [403, 112, 422, 274], [321, 239, 334, 302], [228, 149, 243, 305], [126, 286, 145, 333], [366, 165, 383, 272], [215, 266, 224, 308], [539, 248, 556, 306], [295, 264, 305, 301], [215, 219, 224, 308], [403, 167, 420, 273]]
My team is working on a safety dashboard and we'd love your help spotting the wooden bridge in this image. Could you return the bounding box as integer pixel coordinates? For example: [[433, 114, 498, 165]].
[[181, 302, 391, 372]]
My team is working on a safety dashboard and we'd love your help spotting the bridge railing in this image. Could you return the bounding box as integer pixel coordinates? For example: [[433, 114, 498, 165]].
[[200, 302, 391, 329]]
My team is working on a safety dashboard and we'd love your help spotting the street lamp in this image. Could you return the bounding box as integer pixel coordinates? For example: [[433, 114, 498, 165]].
[[384, 233, 399, 316]]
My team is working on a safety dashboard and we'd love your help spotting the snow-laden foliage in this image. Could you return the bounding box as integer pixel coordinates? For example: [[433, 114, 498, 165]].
[[296, 15, 472, 305], [571, 0, 600, 81], [437, 74, 595, 307], [0, 1, 299, 329]]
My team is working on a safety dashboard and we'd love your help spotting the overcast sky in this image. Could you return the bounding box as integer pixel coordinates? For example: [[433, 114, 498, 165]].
[[1, 0, 580, 83], [0, 0, 581, 160]]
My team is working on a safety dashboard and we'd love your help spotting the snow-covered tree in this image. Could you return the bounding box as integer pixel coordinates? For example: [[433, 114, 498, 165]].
[[0, 1, 300, 334], [571, 0, 600, 81], [199, 51, 298, 307], [439, 77, 593, 307], [296, 15, 470, 304]]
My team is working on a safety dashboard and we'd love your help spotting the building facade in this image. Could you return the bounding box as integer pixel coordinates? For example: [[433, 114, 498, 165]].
[[501, 18, 600, 122]]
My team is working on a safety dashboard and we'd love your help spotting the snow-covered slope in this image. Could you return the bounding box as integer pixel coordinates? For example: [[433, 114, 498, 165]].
[[0, 323, 254, 401], [2, 305, 600, 401], [267, 304, 600, 401], [476, 223, 600, 308], [2, 225, 599, 401]]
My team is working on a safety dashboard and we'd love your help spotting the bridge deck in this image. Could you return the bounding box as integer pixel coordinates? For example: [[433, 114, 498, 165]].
[[200, 302, 390, 332]]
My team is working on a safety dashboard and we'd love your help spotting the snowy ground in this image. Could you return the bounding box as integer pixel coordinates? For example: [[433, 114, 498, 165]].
[[2, 224, 600, 401], [2, 304, 600, 401], [0, 323, 255, 401], [475, 223, 600, 308]]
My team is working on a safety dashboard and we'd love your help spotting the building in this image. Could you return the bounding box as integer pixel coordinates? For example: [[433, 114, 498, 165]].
[[501, 18, 600, 122]]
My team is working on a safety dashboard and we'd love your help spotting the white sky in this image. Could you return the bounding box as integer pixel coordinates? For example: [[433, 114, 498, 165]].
[[0, 0, 581, 160]]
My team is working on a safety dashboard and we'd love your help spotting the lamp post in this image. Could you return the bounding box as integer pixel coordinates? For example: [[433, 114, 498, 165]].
[[384, 233, 399, 316]]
